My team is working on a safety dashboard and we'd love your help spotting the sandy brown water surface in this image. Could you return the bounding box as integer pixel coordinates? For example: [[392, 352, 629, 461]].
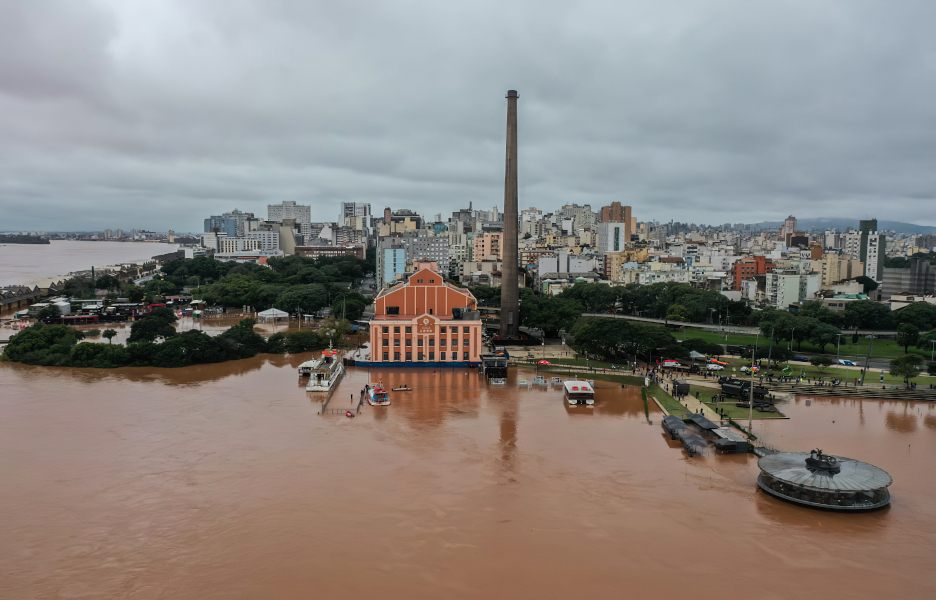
[[1, 360, 934, 599], [0, 240, 179, 287]]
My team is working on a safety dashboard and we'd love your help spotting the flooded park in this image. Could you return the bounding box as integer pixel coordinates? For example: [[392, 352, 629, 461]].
[[1, 355, 934, 599]]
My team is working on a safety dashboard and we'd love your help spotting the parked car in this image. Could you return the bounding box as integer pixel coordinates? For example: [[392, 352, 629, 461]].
[[838, 359, 856, 366], [793, 355, 808, 362], [706, 364, 724, 371], [740, 366, 759, 373]]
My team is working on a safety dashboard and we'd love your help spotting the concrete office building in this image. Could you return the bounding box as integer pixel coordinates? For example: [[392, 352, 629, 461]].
[[880, 258, 936, 298]]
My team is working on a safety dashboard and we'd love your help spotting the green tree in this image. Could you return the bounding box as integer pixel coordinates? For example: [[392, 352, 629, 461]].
[[665, 304, 690, 322], [809, 322, 842, 353], [795, 300, 843, 327], [892, 302, 936, 330], [520, 295, 583, 338], [471, 286, 501, 307], [1, 324, 83, 366], [102, 329, 118, 344], [896, 323, 920, 353], [95, 274, 120, 291], [842, 300, 892, 329], [144, 279, 178, 298], [37, 304, 62, 320], [329, 291, 369, 321], [853, 276, 878, 293], [128, 308, 178, 343], [574, 319, 683, 363], [559, 283, 618, 313], [810, 355, 834, 372], [216, 318, 268, 359], [889, 354, 923, 387], [276, 285, 329, 316], [124, 284, 146, 302]]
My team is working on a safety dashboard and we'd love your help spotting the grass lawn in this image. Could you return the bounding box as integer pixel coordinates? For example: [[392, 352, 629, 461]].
[[684, 385, 787, 419], [678, 328, 931, 362], [550, 357, 632, 370], [649, 384, 689, 416], [704, 356, 932, 387]]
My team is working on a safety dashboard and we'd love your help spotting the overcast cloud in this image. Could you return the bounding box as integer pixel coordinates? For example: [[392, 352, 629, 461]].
[[1, 0, 935, 231]]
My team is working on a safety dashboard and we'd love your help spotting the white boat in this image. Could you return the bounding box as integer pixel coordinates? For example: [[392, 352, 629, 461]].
[[551, 377, 562, 385], [564, 380, 595, 406], [366, 383, 391, 406], [490, 378, 507, 385], [304, 349, 344, 392], [533, 375, 548, 386]]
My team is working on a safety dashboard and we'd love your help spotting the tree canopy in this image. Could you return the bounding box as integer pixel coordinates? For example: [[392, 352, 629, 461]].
[[890, 354, 923, 387], [574, 319, 685, 363]]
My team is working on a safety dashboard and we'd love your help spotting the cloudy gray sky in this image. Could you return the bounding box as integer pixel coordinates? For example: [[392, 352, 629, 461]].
[[2, 0, 935, 232]]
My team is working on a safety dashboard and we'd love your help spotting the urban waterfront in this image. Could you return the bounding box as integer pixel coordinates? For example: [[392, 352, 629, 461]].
[[0, 241, 179, 288], [1, 358, 933, 599]]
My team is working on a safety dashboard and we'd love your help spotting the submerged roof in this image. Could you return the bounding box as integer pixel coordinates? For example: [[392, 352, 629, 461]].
[[758, 452, 893, 492]]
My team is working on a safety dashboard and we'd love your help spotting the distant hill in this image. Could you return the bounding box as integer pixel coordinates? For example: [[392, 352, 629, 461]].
[[754, 218, 936, 235]]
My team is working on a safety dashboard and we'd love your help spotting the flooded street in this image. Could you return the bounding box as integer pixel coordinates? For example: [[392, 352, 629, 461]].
[[1, 359, 934, 599]]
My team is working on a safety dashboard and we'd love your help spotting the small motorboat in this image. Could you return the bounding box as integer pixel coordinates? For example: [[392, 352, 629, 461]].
[[392, 386, 413, 392], [490, 378, 507, 385]]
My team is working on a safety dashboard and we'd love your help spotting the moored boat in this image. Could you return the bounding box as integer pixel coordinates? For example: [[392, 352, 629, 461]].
[[366, 383, 391, 406], [564, 380, 595, 406], [305, 349, 344, 392]]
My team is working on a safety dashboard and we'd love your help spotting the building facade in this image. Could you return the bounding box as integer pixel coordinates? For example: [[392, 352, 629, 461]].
[[368, 267, 483, 366], [596, 222, 629, 255], [731, 255, 776, 290], [267, 201, 311, 224]]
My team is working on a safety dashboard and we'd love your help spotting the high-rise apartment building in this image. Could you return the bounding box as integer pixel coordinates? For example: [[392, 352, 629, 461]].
[[782, 215, 797, 238], [473, 232, 503, 261], [600, 202, 631, 224], [204, 209, 254, 237], [268, 201, 311, 224], [843, 219, 886, 281], [596, 222, 629, 255]]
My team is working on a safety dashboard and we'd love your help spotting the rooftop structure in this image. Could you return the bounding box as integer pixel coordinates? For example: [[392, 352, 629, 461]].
[[757, 450, 892, 510]]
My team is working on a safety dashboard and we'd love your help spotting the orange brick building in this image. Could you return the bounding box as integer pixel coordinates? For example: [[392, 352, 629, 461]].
[[731, 255, 776, 290], [368, 266, 484, 366]]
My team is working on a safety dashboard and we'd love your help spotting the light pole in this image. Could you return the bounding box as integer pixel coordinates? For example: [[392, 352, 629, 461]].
[[789, 326, 796, 351], [749, 331, 761, 432], [931, 340, 935, 361], [836, 333, 845, 365], [709, 308, 716, 325]]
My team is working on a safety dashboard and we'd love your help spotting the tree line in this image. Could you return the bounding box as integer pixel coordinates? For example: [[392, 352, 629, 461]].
[[167, 255, 373, 320], [2, 308, 348, 369]]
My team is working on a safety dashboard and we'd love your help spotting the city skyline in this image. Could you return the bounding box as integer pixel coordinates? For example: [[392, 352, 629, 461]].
[[3, 1, 936, 231]]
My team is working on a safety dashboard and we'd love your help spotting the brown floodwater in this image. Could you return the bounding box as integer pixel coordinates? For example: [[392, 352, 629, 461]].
[[0, 240, 180, 287], [1, 360, 934, 599]]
